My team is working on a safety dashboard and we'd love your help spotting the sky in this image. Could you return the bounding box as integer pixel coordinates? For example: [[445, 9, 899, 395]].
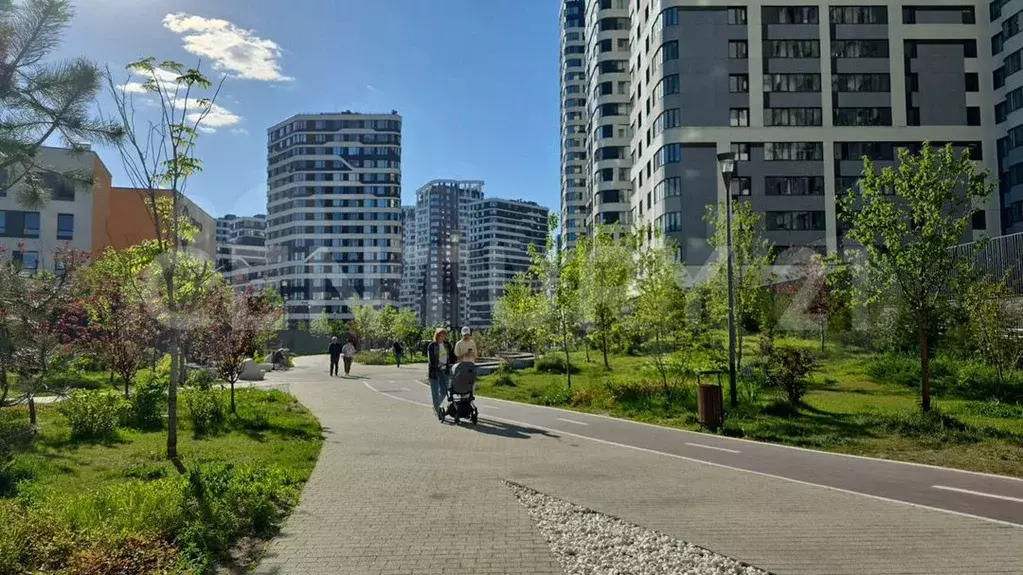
[[56, 0, 562, 219]]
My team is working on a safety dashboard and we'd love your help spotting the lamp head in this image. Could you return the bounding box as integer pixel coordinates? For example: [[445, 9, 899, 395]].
[[716, 152, 737, 177]]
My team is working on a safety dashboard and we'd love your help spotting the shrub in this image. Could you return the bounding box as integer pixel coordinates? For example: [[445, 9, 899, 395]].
[[604, 378, 661, 404], [772, 346, 817, 405], [737, 376, 762, 404], [64, 537, 180, 575], [183, 388, 226, 437], [185, 368, 218, 391], [0, 502, 77, 573], [129, 371, 166, 431], [47, 370, 104, 392], [354, 350, 391, 365], [866, 354, 920, 388], [492, 372, 516, 387], [539, 384, 572, 406], [58, 390, 128, 441], [535, 354, 580, 375], [571, 385, 607, 407]]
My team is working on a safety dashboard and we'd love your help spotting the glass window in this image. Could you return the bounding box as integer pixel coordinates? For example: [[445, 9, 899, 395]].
[[23, 212, 40, 239], [729, 74, 750, 93], [730, 108, 749, 126], [0, 210, 5, 234], [731, 143, 750, 161], [728, 41, 748, 59], [15, 251, 39, 273], [728, 8, 747, 24], [57, 213, 74, 240]]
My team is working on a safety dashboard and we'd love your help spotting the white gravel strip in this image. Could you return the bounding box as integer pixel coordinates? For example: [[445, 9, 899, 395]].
[[507, 482, 770, 575]]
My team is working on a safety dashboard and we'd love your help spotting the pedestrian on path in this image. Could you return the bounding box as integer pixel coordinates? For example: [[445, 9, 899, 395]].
[[454, 326, 477, 363], [427, 328, 456, 421], [392, 341, 404, 368], [342, 339, 356, 375], [328, 336, 342, 377]]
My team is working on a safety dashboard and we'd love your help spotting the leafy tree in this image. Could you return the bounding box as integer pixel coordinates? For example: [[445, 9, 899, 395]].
[[0, 0, 123, 205], [704, 200, 771, 375], [784, 253, 852, 352], [840, 142, 993, 412], [771, 346, 818, 406], [527, 214, 579, 386], [493, 279, 546, 357], [578, 226, 633, 370], [310, 311, 334, 338], [632, 234, 689, 392], [388, 307, 421, 352], [346, 298, 381, 348], [105, 57, 224, 459], [961, 279, 1023, 384]]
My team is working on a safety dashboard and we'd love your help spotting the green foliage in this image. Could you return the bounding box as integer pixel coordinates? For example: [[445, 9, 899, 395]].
[[535, 354, 580, 375], [493, 279, 546, 353], [185, 368, 217, 390], [840, 142, 994, 412], [58, 390, 128, 441], [182, 388, 226, 437], [578, 226, 634, 369], [770, 347, 818, 405], [129, 371, 166, 430]]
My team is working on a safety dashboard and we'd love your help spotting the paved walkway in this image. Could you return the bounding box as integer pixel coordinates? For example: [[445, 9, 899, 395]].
[[255, 358, 1023, 575]]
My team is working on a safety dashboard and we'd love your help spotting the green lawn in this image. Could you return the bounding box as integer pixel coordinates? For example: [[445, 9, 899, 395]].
[[0, 387, 323, 573], [476, 341, 1023, 478]]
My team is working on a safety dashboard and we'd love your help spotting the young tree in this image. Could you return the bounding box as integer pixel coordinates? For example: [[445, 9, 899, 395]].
[[0, 245, 25, 407], [388, 308, 421, 353], [0, 0, 123, 204], [784, 253, 852, 352], [704, 200, 771, 374], [310, 311, 334, 338], [346, 298, 381, 348], [632, 235, 689, 392], [840, 142, 993, 412], [529, 214, 579, 386], [961, 279, 1023, 385], [578, 226, 633, 370], [493, 279, 546, 357], [106, 57, 223, 459]]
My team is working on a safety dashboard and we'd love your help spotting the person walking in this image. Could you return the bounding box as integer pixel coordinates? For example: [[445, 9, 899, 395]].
[[392, 341, 404, 368], [341, 339, 357, 375], [427, 328, 456, 421], [327, 336, 342, 377], [454, 326, 477, 363]]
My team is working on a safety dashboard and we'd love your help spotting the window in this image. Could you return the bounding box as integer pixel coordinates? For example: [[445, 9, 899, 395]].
[[730, 177, 752, 197], [653, 177, 682, 200], [728, 41, 748, 59], [831, 39, 889, 58], [834, 142, 896, 161], [38, 171, 75, 201], [765, 176, 825, 196], [656, 74, 681, 98], [23, 211, 40, 239], [903, 6, 976, 25], [731, 143, 750, 161], [0, 168, 9, 196], [965, 72, 979, 92], [762, 6, 819, 24], [972, 210, 987, 231], [766, 211, 826, 231], [14, 251, 39, 273], [729, 108, 749, 127], [763, 40, 820, 58], [729, 74, 749, 93], [728, 7, 747, 24], [653, 109, 681, 135], [993, 0, 1010, 20], [830, 6, 887, 24], [658, 7, 679, 28], [599, 60, 627, 73], [967, 106, 981, 126], [764, 73, 821, 92], [833, 107, 892, 126], [832, 73, 890, 92], [764, 142, 824, 161], [659, 40, 679, 63], [654, 143, 682, 169], [57, 213, 73, 240], [764, 107, 822, 126], [661, 211, 682, 233], [0, 210, 5, 234]]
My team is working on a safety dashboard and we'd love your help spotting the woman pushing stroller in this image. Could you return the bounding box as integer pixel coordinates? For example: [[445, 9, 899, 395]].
[[427, 328, 456, 422]]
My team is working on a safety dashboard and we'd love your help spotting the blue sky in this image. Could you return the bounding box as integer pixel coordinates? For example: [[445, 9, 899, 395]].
[[58, 0, 561, 219]]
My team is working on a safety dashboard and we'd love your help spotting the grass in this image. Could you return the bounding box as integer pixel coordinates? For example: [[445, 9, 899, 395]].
[[354, 350, 427, 366], [0, 386, 323, 573], [475, 339, 1023, 478]]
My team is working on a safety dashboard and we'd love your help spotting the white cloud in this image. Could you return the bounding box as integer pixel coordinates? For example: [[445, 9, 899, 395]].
[[162, 13, 292, 82]]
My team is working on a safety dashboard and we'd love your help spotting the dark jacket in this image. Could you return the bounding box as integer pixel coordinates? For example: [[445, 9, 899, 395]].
[[426, 341, 456, 379], [393, 342, 403, 355], [328, 341, 343, 358]]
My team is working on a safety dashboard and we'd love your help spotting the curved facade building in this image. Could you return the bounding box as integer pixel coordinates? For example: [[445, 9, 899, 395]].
[[265, 112, 403, 327], [560, 0, 589, 249], [993, 0, 1023, 234]]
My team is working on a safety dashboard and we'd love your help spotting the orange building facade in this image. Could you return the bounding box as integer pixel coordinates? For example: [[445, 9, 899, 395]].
[[92, 187, 216, 259]]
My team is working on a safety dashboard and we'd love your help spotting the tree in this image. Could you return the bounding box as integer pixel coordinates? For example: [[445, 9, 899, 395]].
[[785, 253, 852, 352], [528, 214, 579, 386], [0, 245, 25, 407], [632, 235, 689, 392], [961, 279, 1023, 385], [840, 142, 993, 413], [84, 248, 158, 398], [310, 311, 334, 338], [346, 298, 381, 348], [106, 57, 224, 459], [493, 279, 546, 357], [578, 226, 633, 370], [387, 307, 421, 352], [704, 200, 771, 375], [7, 247, 89, 425], [0, 0, 123, 204]]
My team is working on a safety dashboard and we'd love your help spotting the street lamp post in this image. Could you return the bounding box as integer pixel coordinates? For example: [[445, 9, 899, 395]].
[[716, 152, 739, 408]]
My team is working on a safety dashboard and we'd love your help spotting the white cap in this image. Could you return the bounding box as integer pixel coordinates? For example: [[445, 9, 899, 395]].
[[461, 326, 471, 336]]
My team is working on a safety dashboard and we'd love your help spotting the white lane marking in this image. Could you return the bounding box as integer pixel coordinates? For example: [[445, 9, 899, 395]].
[[685, 442, 741, 454], [363, 380, 1023, 529], [932, 486, 1023, 504], [399, 387, 410, 392], [557, 417, 589, 426], [400, 380, 1023, 484]]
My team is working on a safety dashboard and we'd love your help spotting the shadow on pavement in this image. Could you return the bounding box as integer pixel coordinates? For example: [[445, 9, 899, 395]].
[[460, 418, 560, 440]]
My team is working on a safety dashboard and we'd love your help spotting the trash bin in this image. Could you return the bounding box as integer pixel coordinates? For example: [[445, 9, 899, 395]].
[[697, 384, 724, 431]]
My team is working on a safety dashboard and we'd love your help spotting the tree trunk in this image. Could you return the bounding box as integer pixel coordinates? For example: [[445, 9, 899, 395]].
[[230, 381, 236, 414], [600, 329, 609, 370], [124, 374, 130, 399], [28, 396, 36, 426], [0, 364, 8, 407], [167, 332, 179, 459], [736, 328, 745, 375], [820, 320, 826, 354], [561, 316, 572, 389], [920, 323, 931, 413], [584, 338, 591, 363]]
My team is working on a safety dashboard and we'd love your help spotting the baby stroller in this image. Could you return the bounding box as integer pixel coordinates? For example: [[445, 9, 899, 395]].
[[443, 361, 478, 425]]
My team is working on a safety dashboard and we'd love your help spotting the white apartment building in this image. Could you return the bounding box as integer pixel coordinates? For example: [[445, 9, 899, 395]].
[[265, 112, 403, 328], [0, 146, 102, 273], [216, 213, 268, 287], [398, 205, 418, 310], [560, 0, 590, 250], [993, 0, 1023, 234]]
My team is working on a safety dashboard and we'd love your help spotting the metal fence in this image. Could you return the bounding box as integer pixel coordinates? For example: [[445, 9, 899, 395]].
[[952, 232, 1023, 295]]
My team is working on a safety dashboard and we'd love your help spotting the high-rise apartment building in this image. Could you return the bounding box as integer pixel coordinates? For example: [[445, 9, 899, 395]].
[[215, 214, 267, 286], [993, 1, 1023, 234], [398, 205, 418, 310], [468, 198, 550, 327], [626, 1, 1001, 264], [403, 180, 484, 329], [265, 112, 403, 328], [560, 0, 589, 250]]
